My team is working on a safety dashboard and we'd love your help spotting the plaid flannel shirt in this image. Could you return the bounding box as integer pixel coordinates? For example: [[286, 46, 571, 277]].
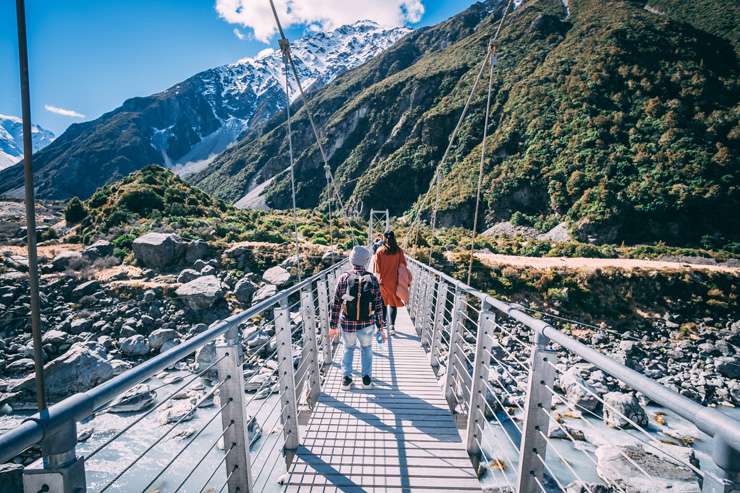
[[330, 266, 385, 332]]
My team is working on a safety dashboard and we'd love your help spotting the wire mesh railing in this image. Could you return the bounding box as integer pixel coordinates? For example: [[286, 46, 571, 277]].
[[406, 257, 740, 493], [0, 258, 348, 493]]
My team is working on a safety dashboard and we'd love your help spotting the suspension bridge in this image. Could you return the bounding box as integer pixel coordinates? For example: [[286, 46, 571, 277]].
[[4, 0, 740, 491]]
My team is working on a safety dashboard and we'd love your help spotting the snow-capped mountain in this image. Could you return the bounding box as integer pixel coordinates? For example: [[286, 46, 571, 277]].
[[0, 114, 55, 171], [0, 21, 409, 199], [155, 20, 410, 173]]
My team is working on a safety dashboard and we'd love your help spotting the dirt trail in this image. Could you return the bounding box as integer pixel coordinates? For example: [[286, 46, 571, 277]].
[[472, 253, 740, 274]]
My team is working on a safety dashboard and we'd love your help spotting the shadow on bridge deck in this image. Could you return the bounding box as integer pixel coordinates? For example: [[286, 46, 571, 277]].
[[284, 307, 481, 492]]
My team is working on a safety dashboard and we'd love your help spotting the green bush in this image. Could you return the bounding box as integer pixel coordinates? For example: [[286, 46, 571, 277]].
[[64, 197, 88, 224]]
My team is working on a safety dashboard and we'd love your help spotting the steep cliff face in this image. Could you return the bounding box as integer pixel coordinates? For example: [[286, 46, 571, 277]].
[[0, 22, 408, 200], [0, 114, 54, 171], [194, 0, 738, 247]]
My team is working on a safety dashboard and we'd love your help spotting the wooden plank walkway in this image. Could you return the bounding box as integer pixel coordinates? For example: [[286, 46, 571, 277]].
[[284, 307, 481, 492]]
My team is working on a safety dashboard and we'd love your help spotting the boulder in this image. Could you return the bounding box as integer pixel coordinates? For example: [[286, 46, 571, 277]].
[[176, 276, 224, 311], [10, 342, 114, 401], [253, 284, 278, 304], [69, 318, 93, 334], [177, 268, 200, 284], [560, 365, 601, 412], [109, 384, 157, 413], [185, 240, 210, 264], [565, 481, 609, 493], [262, 266, 291, 287], [83, 240, 113, 260], [595, 444, 699, 492], [72, 280, 101, 299], [715, 357, 740, 379], [234, 277, 257, 305], [148, 328, 178, 351], [603, 392, 648, 428], [42, 329, 69, 346], [132, 232, 185, 270], [119, 335, 150, 356], [52, 251, 85, 271], [321, 250, 343, 266], [538, 222, 572, 242], [158, 399, 196, 424]]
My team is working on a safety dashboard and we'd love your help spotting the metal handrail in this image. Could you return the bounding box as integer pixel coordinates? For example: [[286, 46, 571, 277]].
[[0, 258, 348, 463], [407, 256, 740, 488]]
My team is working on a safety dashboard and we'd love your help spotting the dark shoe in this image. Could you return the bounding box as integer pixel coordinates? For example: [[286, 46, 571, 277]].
[[362, 375, 373, 388], [342, 376, 353, 390]]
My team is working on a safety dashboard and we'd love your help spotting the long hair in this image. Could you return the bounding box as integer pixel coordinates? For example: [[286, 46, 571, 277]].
[[384, 230, 400, 254]]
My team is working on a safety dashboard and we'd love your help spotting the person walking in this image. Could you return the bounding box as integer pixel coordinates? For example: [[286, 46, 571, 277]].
[[372, 230, 410, 336], [329, 246, 386, 390]]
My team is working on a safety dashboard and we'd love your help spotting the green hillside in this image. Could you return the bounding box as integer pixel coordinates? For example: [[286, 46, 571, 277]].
[[193, 0, 739, 248]]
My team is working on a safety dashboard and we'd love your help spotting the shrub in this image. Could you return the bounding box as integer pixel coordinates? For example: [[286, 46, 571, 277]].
[[64, 197, 88, 224]]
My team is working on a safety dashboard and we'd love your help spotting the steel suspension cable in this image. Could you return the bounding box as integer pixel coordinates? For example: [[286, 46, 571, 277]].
[[406, 0, 516, 263], [268, 0, 356, 246], [282, 47, 302, 281], [466, 51, 495, 284]]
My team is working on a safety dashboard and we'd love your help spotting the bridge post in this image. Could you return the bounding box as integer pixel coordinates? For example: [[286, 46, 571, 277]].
[[316, 274, 332, 369], [430, 281, 448, 369], [420, 274, 437, 345], [702, 436, 740, 492], [465, 303, 494, 473], [516, 327, 556, 492], [418, 270, 432, 337], [22, 421, 86, 493], [275, 298, 300, 466], [300, 288, 321, 408], [215, 339, 254, 493], [444, 287, 465, 412], [408, 264, 420, 321]]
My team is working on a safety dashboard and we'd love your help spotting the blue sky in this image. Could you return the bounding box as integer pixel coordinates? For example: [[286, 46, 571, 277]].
[[1, 0, 477, 136]]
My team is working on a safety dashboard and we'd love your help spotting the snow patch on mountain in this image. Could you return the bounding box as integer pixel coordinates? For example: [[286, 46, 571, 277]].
[[152, 20, 409, 171], [0, 114, 55, 170]]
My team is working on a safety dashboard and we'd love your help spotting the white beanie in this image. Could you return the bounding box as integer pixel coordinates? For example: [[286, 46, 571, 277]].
[[349, 246, 371, 267]]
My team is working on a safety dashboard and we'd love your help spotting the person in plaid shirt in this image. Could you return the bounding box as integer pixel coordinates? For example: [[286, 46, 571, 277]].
[[329, 246, 386, 390]]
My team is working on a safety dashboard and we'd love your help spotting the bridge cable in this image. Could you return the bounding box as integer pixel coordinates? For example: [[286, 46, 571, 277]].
[[466, 49, 496, 284], [281, 42, 302, 281], [405, 0, 516, 266], [269, 0, 357, 247]]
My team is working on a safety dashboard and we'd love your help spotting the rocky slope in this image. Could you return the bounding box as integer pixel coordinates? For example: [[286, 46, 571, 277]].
[[0, 114, 54, 171], [193, 0, 739, 248], [0, 22, 408, 200]]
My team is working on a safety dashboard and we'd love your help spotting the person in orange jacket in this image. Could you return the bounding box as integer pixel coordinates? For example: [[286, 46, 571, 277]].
[[372, 230, 409, 336]]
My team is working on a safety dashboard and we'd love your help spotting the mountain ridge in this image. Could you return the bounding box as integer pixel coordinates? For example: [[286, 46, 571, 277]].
[[0, 114, 55, 171], [0, 21, 409, 199]]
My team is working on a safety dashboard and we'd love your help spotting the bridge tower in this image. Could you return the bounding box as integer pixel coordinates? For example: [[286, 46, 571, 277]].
[[368, 208, 389, 247]]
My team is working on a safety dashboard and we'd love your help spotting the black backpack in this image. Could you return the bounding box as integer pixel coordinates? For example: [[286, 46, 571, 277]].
[[343, 272, 375, 322]]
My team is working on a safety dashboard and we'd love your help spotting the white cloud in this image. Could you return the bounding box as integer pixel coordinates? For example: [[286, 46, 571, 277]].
[[233, 28, 247, 40], [44, 104, 85, 118], [215, 0, 424, 43]]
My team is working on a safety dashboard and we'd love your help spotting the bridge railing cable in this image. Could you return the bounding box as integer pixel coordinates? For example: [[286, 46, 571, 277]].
[[0, 259, 349, 492], [406, 256, 740, 493]]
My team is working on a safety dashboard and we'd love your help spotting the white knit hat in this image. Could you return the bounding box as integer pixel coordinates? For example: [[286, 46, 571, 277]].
[[349, 246, 371, 267]]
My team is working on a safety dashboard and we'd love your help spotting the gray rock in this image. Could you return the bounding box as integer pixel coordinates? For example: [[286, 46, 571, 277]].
[[565, 481, 609, 493], [262, 266, 291, 287], [10, 342, 113, 401], [72, 280, 101, 299], [120, 335, 150, 356], [132, 232, 185, 270], [603, 392, 648, 428], [482, 221, 538, 239], [185, 240, 210, 264], [200, 264, 217, 276], [52, 250, 85, 271], [6, 358, 35, 373], [109, 384, 157, 413], [83, 240, 113, 260], [177, 268, 200, 284], [595, 444, 699, 492], [42, 329, 69, 346], [158, 399, 196, 424], [715, 357, 740, 379], [69, 318, 92, 334], [148, 328, 178, 351], [560, 365, 601, 412], [321, 250, 343, 266], [538, 222, 572, 242], [234, 276, 257, 305], [176, 275, 224, 311], [253, 284, 278, 303]]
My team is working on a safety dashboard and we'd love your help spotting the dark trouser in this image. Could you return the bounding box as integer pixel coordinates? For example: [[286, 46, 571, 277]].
[[385, 305, 398, 326]]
